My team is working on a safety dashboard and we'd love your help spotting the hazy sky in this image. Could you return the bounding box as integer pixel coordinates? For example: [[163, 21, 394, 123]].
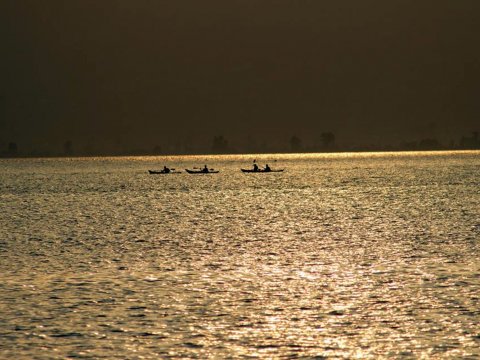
[[1, 0, 479, 153]]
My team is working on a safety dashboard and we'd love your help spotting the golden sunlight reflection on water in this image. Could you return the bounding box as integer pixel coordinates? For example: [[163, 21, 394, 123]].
[[0, 151, 479, 358]]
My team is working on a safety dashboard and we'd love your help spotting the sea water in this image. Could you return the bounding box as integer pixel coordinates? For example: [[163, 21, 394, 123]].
[[0, 151, 479, 359]]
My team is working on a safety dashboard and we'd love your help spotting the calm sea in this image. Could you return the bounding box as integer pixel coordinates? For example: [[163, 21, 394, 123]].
[[1, 151, 479, 359]]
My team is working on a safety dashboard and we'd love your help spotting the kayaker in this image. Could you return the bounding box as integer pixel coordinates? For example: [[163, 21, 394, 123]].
[[163, 166, 171, 173], [264, 164, 271, 172], [253, 163, 259, 172], [202, 165, 209, 173]]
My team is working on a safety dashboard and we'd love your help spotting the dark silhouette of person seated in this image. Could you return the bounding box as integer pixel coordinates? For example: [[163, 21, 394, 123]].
[[264, 164, 271, 172], [202, 165, 209, 173], [253, 163, 259, 172], [163, 166, 171, 173]]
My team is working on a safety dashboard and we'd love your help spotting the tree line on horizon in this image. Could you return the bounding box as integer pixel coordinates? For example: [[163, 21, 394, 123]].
[[1, 131, 479, 158]]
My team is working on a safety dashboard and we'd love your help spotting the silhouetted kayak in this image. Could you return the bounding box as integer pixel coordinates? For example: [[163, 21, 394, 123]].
[[148, 170, 181, 174], [185, 169, 219, 174], [241, 169, 284, 173]]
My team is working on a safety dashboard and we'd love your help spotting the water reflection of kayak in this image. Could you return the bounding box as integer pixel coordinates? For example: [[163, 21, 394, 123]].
[[241, 169, 284, 173], [185, 169, 219, 174]]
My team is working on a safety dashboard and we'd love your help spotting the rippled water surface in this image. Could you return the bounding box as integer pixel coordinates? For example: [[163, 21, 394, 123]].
[[1, 151, 479, 359]]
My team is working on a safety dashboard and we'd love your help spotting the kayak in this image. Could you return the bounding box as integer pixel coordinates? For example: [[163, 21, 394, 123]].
[[185, 169, 219, 174], [148, 170, 180, 174], [241, 169, 284, 173]]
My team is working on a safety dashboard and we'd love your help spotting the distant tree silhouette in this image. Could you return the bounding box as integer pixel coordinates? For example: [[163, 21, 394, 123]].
[[7, 142, 18, 156], [320, 132, 335, 149], [212, 135, 229, 153], [419, 138, 441, 149], [460, 131, 480, 149], [63, 140, 73, 155], [290, 135, 302, 152]]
